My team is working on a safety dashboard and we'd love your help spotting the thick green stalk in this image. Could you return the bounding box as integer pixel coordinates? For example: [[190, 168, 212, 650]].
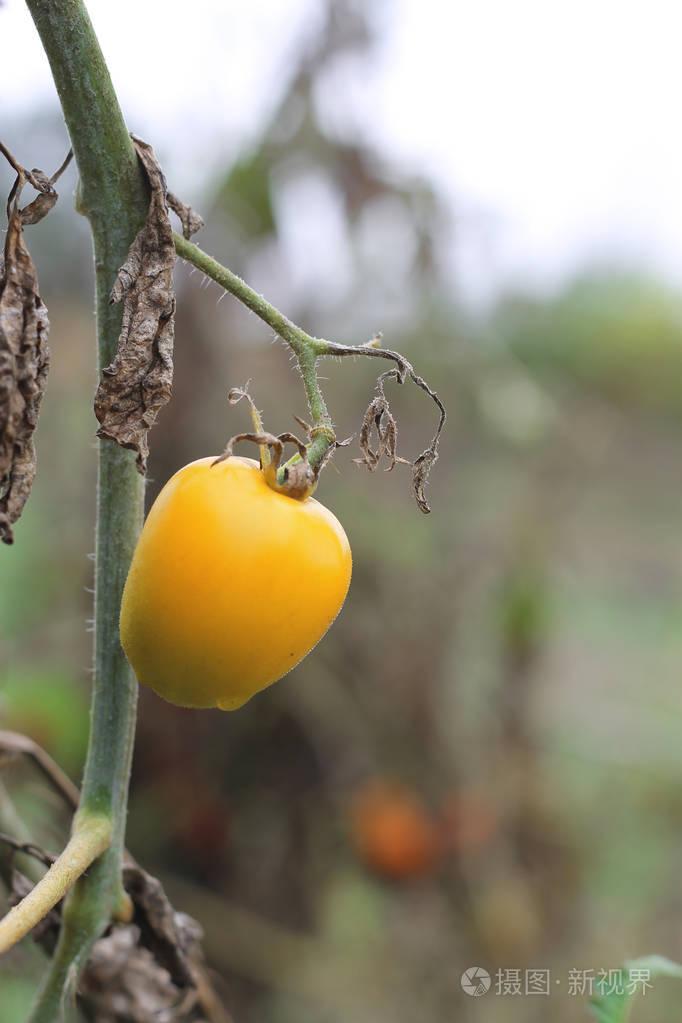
[[23, 0, 148, 1017]]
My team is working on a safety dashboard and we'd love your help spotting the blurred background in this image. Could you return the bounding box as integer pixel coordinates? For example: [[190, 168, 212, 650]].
[[2, 0, 682, 1019]]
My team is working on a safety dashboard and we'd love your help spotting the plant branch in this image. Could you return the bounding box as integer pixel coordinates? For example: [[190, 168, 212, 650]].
[[23, 0, 149, 1015], [173, 233, 320, 355], [0, 730, 80, 810], [0, 833, 56, 869], [174, 233, 445, 509], [173, 233, 335, 469], [0, 815, 110, 955], [0, 781, 45, 888], [0, 140, 72, 200]]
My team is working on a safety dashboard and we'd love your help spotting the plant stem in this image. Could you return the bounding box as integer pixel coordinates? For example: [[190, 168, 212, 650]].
[[23, 0, 149, 1015], [174, 234, 336, 469], [173, 233, 325, 357], [0, 816, 110, 955], [174, 234, 445, 498]]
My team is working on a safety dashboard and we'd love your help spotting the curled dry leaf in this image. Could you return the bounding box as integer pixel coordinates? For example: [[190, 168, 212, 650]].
[[0, 182, 50, 544], [80, 927, 209, 1023], [332, 339, 444, 513], [412, 446, 439, 514], [19, 167, 58, 225], [406, 366, 445, 514], [123, 864, 200, 989], [355, 371, 404, 473], [19, 190, 58, 227], [167, 191, 204, 240], [94, 137, 176, 472]]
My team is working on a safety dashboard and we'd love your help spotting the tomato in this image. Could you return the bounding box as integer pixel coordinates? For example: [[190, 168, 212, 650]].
[[120, 456, 351, 710], [349, 779, 442, 880]]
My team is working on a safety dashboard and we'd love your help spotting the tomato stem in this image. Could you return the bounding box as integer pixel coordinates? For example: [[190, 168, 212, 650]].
[[173, 233, 445, 509], [173, 233, 335, 477], [23, 0, 149, 1017], [0, 815, 111, 956]]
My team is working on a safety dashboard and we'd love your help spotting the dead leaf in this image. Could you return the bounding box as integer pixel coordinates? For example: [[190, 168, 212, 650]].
[[167, 191, 204, 240], [80, 926, 210, 1023], [20, 189, 58, 226], [123, 864, 199, 990], [94, 137, 175, 473], [328, 339, 444, 513], [0, 182, 50, 545], [354, 371, 406, 474], [412, 446, 439, 514]]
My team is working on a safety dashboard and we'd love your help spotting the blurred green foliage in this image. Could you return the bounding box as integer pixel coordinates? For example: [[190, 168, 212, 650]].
[[501, 273, 682, 417]]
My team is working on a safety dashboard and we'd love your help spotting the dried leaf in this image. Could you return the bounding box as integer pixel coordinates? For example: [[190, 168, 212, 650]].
[[405, 368, 445, 514], [20, 189, 58, 226], [350, 357, 444, 513], [80, 926, 210, 1023], [123, 864, 199, 989], [84, 865, 230, 1021], [412, 446, 439, 514], [354, 371, 403, 473], [94, 137, 175, 473], [167, 191, 204, 240], [0, 184, 50, 544]]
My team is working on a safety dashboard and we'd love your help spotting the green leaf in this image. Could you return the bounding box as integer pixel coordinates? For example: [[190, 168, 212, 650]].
[[588, 955, 682, 1023]]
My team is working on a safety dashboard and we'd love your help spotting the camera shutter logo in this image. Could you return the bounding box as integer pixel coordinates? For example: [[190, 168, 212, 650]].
[[461, 967, 491, 996]]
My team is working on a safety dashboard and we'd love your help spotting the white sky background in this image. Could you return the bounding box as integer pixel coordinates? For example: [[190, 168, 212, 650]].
[[2, 0, 682, 305]]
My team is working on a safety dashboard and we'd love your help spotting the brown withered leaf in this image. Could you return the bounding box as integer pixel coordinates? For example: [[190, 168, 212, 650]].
[[354, 371, 407, 474], [167, 191, 204, 240], [0, 184, 50, 545], [94, 137, 175, 473], [123, 863, 199, 990], [349, 355, 445, 513], [20, 189, 58, 226], [80, 926, 212, 1023], [412, 446, 439, 514]]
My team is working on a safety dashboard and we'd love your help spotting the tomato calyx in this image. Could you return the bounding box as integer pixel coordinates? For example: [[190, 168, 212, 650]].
[[212, 429, 316, 500], [213, 383, 347, 500]]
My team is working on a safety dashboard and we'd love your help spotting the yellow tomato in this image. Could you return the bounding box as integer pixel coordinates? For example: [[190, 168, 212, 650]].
[[120, 456, 351, 710]]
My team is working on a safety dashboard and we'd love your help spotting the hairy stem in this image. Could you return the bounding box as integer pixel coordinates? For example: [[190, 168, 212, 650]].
[[175, 233, 335, 470], [174, 234, 335, 470], [173, 233, 323, 356], [174, 234, 445, 506], [0, 816, 110, 956], [23, 0, 149, 1015]]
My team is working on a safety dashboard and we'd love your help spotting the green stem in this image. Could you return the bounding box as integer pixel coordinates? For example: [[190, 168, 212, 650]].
[[173, 234, 448, 484], [24, 0, 148, 1017], [173, 233, 325, 357], [174, 234, 445, 508], [174, 234, 335, 469]]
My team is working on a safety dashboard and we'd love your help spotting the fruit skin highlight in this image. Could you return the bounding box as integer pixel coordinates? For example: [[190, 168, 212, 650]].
[[120, 456, 352, 710]]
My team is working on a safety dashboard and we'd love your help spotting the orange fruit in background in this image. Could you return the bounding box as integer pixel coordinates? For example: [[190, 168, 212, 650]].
[[349, 779, 442, 880]]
